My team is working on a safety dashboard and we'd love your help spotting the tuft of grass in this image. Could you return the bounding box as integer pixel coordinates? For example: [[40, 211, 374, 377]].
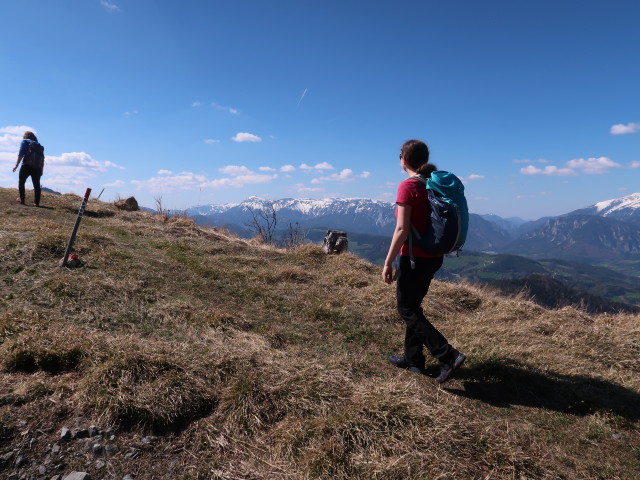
[[83, 348, 217, 433]]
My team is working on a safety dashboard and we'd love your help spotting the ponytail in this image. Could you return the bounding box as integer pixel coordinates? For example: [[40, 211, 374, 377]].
[[416, 162, 437, 177]]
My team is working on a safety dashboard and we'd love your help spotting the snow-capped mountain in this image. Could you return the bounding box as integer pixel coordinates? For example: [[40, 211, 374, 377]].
[[570, 192, 640, 225], [187, 196, 398, 235]]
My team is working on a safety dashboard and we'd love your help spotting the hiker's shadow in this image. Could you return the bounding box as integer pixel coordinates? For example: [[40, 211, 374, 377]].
[[446, 358, 639, 421]]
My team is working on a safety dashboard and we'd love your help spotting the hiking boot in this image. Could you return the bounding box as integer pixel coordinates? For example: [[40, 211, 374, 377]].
[[435, 350, 466, 385], [389, 355, 424, 373], [452, 349, 466, 369], [389, 355, 411, 369]]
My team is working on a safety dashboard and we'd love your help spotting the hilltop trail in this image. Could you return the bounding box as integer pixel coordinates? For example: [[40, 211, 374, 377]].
[[1, 187, 638, 479]]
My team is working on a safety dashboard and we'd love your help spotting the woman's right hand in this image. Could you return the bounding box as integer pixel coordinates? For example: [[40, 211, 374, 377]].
[[382, 264, 394, 284]]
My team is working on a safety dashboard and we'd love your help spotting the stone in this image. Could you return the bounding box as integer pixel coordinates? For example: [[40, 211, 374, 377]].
[[104, 445, 119, 457], [92, 444, 104, 457], [322, 229, 348, 254], [122, 475, 134, 480], [62, 473, 91, 480], [60, 428, 72, 441], [52, 444, 61, 454], [39, 465, 47, 475], [88, 426, 99, 438], [95, 460, 105, 470], [114, 197, 139, 212], [15, 455, 27, 467]]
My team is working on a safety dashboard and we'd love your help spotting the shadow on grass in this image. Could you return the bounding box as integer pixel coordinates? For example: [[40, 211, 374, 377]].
[[445, 358, 640, 421]]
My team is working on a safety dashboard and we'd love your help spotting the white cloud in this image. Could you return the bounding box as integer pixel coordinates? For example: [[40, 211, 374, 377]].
[[474, 196, 489, 201], [296, 186, 324, 195], [101, 1, 121, 12], [299, 162, 337, 172], [311, 169, 370, 184], [0, 125, 38, 152], [199, 174, 278, 189], [465, 174, 485, 182], [218, 165, 253, 176], [0, 125, 36, 136], [131, 170, 279, 192], [104, 180, 126, 187], [539, 191, 553, 196], [124, 110, 138, 116], [17, 152, 124, 193], [629, 161, 640, 168], [212, 103, 240, 115], [280, 165, 296, 173], [192, 101, 202, 107], [566, 157, 621, 174], [203, 139, 220, 144], [314, 162, 334, 170], [132, 172, 207, 192], [520, 165, 577, 176], [232, 132, 261, 143], [259, 166, 277, 172], [46, 152, 123, 171], [610, 122, 640, 135], [0, 134, 23, 152], [157, 169, 173, 175], [232, 174, 277, 184]]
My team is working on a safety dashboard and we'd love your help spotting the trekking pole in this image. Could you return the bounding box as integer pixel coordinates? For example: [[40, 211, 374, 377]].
[[61, 188, 91, 268]]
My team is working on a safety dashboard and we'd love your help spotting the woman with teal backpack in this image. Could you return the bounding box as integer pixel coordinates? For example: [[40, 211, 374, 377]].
[[382, 139, 466, 384]]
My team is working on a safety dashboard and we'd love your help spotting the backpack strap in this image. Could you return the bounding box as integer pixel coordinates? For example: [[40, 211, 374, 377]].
[[406, 175, 428, 270]]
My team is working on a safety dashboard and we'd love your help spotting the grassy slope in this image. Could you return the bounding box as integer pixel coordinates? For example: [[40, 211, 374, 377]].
[[0, 187, 639, 480]]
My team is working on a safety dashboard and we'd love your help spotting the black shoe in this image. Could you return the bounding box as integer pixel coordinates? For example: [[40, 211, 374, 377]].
[[435, 350, 466, 385], [389, 355, 411, 368], [452, 349, 466, 369], [389, 355, 424, 373]]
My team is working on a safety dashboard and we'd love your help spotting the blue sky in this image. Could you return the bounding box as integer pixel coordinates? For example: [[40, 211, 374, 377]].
[[1, 0, 638, 219]]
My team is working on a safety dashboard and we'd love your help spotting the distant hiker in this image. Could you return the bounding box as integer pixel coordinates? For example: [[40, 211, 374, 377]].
[[12, 131, 45, 207], [383, 139, 466, 384]]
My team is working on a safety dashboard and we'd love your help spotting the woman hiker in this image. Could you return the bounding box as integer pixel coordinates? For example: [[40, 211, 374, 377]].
[[12, 131, 44, 207], [382, 139, 466, 384]]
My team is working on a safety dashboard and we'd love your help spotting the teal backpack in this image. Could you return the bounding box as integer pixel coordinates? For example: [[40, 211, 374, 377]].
[[407, 171, 469, 268]]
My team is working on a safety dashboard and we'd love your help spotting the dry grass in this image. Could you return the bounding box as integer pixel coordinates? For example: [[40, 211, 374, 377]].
[[0, 187, 639, 479]]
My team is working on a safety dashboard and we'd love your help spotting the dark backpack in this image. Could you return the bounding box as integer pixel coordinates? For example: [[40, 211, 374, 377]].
[[24, 141, 45, 171], [406, 171, 469, 266]]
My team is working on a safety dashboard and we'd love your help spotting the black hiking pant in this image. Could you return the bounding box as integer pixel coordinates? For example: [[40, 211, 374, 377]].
[[396, 255, 453, 369], [18, 164, 42, 206]]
